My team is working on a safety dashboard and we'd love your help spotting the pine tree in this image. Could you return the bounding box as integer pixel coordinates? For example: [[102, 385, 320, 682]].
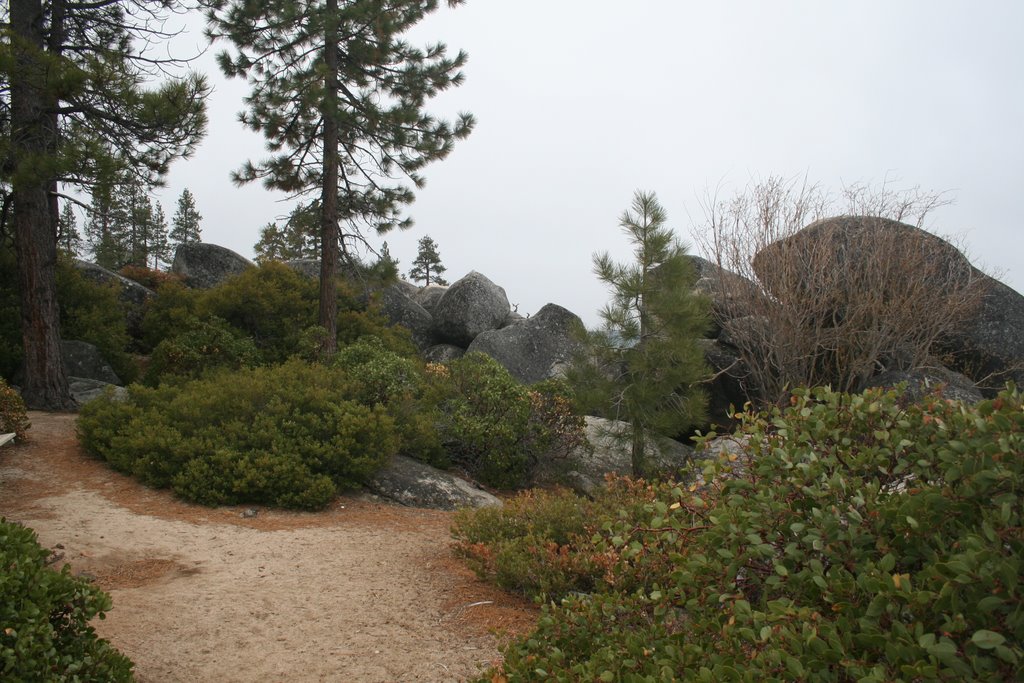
[[122, 178, 155, 268], [207, 0, 474, 353], [253, 203, 320, 263], [86, 172, 130, 270], [57, 202, 83, 258], [169, 188, 203, 250], [408, 235, 448, 286], [149, 202, 170, 270], [3, 1, 207, 408], [568, 191, 710, 476]]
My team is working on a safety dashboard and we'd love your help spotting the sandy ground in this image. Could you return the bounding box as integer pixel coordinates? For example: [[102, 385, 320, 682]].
[[0, 412, 536, 683]]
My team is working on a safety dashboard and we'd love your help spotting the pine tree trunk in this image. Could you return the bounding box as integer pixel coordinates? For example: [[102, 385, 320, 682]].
[[10, 0, 75, 410], [318, 0, 340, 355]]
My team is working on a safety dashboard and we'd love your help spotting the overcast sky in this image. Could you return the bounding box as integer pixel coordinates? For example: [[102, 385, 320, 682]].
[[154, 1, 1024, 326]]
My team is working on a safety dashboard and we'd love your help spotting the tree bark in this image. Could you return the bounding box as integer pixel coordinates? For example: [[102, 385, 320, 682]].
[[10, 0, 76, 410], [318, 0, 340, 355]]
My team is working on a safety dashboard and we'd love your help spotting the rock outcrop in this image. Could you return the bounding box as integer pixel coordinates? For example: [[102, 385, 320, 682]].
[[862, 365, 983, 405], [377, 286, 435, 350], [60, 340, 120, 386], [431, 271, 510, 347], [73, 260, 155, 337], [366, 454, 502, 510], [466, 303, 583, 384], [413, 284, 448, 314], [172, 243, 254, 289]]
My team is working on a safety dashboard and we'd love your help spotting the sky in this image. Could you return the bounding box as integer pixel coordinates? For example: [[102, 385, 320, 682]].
[[152, 1, 1024, 327]]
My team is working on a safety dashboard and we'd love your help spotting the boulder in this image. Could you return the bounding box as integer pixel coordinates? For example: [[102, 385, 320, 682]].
[[68, 377, 128, 406], [366, 454, 502, 510], [172, 243, 254, 289], [862, 365, 983, 405], [686, 256, 763, 338], [467, 303, 584, 384], [284, 259, 320, 279], [392, 280, 419, 297], [423, 344, 465, 364], [73, 260, 155, 338], [61, 340, 120, 385], [376, 286, 435, 350], [561, 416, 696, 495], [501, 310, 526, 328], [413, 284, 448, 314], [432, 271, 510, 347]]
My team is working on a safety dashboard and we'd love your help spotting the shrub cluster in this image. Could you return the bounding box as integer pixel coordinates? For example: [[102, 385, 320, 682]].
[[1, 519, 133, 681], [0, 377, 30, 440], [144, 316, 261, 385], [472, 385, 1024, 681], [78, 361, 398, 510], [429, 354, 585, 488]]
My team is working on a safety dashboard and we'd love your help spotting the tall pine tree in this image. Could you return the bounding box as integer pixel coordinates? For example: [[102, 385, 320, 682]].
[[2, 0, 207, 408], [169, 187, 202, 251], [408, 235, 448, 286], [206, 0, 474, 352], [568, 191, 710, 476], [57, 201, 83, 257]]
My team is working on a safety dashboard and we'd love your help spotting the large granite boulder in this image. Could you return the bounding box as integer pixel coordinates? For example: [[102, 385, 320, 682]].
[[413, 284, 448, 314], [432, 271, 510, 347], [61, 340, 120, 385], [284, 259, 320, 279], [68, 378, 128, 406], [423, 344, 465, 364], [559, 416, 696, 495], [686, 256, 763, 338], [376, 286, 435, 350], [172, 243, 254, 289], [466, 303, 584, 384], [73, 260, 155, 338], [366, 454, 502, 510], [862, 365, 984, 405]]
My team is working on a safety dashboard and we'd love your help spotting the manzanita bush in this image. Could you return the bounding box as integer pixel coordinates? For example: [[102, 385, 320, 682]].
[[478, 385, 1023, 682]]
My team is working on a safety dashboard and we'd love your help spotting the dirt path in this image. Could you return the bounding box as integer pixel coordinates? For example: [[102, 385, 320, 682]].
[[0, 412, 536, 682]]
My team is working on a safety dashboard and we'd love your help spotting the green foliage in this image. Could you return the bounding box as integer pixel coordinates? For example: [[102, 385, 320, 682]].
[[169, 188, 202, 249], [56, 261, 137, 383], [0, 377, 30, 439], [0, 519, 134, 681], [118, 265, 181, 291], [197, 262, 319, 363], [77, 361, 399, 510], [144, 316, 261, 385], [427, 354, 584, 488], [452, 479, 665, 602], [569, 190, 709, 476], [479, 385, 1024, 681], [139, 280, 201, 351]]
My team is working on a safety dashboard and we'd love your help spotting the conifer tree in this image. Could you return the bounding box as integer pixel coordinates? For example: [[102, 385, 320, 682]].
[[408, 235, 448, 286], [149, 201, 170, 270], [206, 0, 474, 352], [253, 203, 320, 263], [57, 202, 83, 258], [170, 188, 203, 250], [568, 191, 710, 476], [2, 0, 207, 408]]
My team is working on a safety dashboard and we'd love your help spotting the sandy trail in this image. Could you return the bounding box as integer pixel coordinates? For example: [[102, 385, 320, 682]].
[[0, 412, 535, 682]]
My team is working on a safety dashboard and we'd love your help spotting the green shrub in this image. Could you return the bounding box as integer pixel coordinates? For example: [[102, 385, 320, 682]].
[[144, 316, 261, 385], [427, 355, 584, 488], [479, 385, 1024, 682], [0, 377, 30, 440], [452, 478, 664, 601], [139, 280, 201, 351], [118, 264, 181, 290], [197, 262, 318, 363], [0, 519, 133, 681], [77, 361, 399, 510]]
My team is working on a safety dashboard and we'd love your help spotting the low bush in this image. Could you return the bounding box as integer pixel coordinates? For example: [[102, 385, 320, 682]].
[[452, 478, 666, 601], [0, 519, 133, 681], [475, 385, 1024, 681], [78, 360, 399, 510], [139, 280, 201, 351], [0, 377, 30, 440], [144, 316, 261, 385], [428, 354, 585, 488]]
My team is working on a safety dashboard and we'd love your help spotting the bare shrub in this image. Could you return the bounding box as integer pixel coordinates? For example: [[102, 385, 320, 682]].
[[694, 175, 985, 403]]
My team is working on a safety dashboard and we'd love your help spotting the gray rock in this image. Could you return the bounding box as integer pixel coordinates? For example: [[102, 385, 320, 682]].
[[862, 365, 983, 405], [686, 256, 763, 338], [393, 280, 419, 297], [377, 286, 435, 350], [172, 243, 254, 289], [718, 315, 771, 350], [68, 377, 128, 406], [73, 260, 155, 338], [698, 338, 754, 428], [500, 310, 526, 328], [413, 284, 448, 314], [563, 416, 696, 495], [61, 340, 120, 385], [432, 272, 511, 347], [366, 454, 502, 510], [423, 344, 465, 364], [284, 259, 320, 279], [467, 303, 584, 384]]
